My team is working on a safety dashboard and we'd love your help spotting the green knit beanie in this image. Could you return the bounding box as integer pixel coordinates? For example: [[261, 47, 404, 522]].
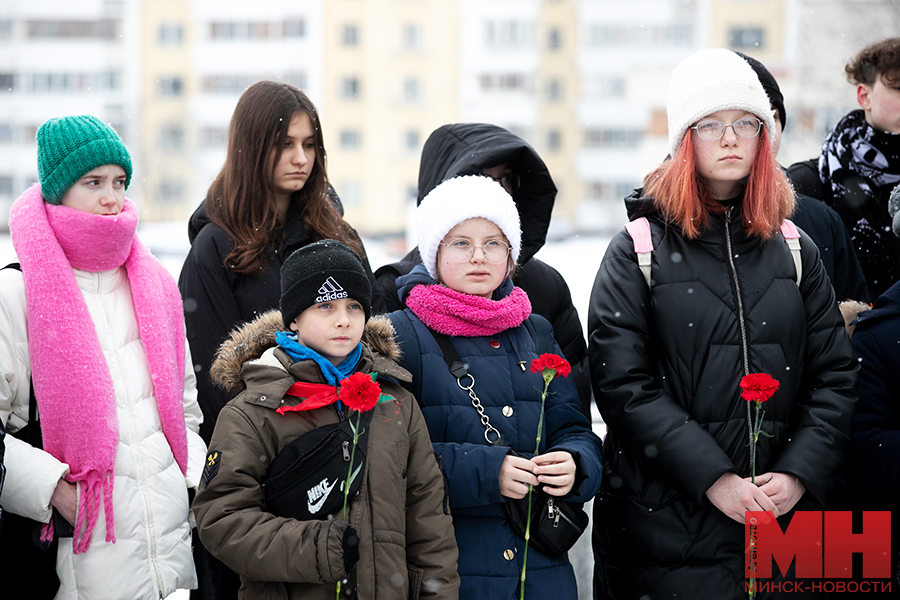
[[37, 115, 133, 204]]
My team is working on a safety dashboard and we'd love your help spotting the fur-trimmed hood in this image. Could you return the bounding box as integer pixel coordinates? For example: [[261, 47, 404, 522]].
[[210, 310, 406, 394]]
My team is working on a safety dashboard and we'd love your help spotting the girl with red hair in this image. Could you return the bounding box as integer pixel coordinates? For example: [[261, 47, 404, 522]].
[[588, 49, 858, 599]]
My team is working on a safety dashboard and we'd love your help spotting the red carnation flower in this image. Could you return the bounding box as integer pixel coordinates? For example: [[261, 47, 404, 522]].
[[739, 373, 779, 403], [529, 354, 572, 379], [338, 372, 382, 412]]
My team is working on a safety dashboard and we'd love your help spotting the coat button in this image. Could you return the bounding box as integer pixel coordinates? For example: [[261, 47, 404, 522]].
[[259, 395, 267, 401], [490, 340, 501, 348], [502, 406, 514, 417], [503, 549, 515, 561]]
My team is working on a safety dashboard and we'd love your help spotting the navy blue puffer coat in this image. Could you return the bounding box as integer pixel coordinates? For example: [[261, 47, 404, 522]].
[[389, 265, 603, 600]]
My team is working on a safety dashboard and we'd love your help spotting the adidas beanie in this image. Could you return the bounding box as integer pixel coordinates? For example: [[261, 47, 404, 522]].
[[280, 239, 372, 328], [37, 115, 133, 205], [416, 175, 521, 280], [666, 48, 776, 157]]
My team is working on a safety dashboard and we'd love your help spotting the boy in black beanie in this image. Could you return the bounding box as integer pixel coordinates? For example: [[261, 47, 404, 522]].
[[192, 239, 460, 600]]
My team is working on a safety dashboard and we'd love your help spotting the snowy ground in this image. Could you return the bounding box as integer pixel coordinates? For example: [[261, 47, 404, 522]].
[[0, 223, 613, 600]]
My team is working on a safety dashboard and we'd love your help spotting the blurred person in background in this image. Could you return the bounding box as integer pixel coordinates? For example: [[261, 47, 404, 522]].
[[373, 123, 592, 415], [788, 37, 900, 298], [736, 51, 871, 323], [178, 80, 372, 600]]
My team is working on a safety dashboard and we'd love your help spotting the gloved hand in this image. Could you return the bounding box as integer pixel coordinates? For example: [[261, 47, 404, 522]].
[[342, 526, 360, 575]]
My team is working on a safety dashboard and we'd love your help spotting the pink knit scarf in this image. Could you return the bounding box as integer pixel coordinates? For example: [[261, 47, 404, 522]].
[[405, 283, 532, 337], [9, 184, 188, 553]]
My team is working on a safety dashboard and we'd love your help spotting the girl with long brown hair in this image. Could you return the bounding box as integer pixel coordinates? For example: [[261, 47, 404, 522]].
[[178, 81, 371, 600], [588, 49, 858, 599]]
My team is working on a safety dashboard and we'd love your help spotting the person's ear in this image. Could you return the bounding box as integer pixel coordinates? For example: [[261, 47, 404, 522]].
[[857, 83, 873, 111], [289, 319, 299, 332]]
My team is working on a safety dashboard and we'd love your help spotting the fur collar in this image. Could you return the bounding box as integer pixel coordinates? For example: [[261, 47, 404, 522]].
[[211, 310, 406, 393]]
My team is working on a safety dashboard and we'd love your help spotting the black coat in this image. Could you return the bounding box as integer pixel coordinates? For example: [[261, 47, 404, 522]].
[[788, 157, 900, 298], [842, 281, 900, 588], [179, 201, 373, 444], [371, 123, 591, 413], [588, 193, 858, 599], [790, 192, 869, 303]]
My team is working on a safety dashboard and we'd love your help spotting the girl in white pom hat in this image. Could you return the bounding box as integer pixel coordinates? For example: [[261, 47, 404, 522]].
[[588, 48, 858, 599], [388, 174, 603, 600]]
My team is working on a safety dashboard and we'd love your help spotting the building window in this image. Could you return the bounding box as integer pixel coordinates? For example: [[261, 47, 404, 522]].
[[402, 23, 421, 50], [545, 79, 562, 102], [547, 28, 561, 50], [199, 126, 227, 148], [202, 75, 256, 94], [0, 176, 12, 196], [340, 129, 361, 149], [158, 124, 184, 150], [584, 129, 643, 148], [404, 129, 419, 152], [0, 20, 12, 40], [0, 73, 15, 92], [26, 19, 118, 39], [341, 24, 358, 46], [0, 124, 13, 143], [284, 19, 305, 38], [406, 184, 418, 203], [484, 19, 533, 48], [479, 73, 528, 92], [547, 129, 561, 151], [729, 28, 765, 49], [159, 180, 184, 204], [282, 71, 307, 90], [403, 77, 420, 102], [158, 23, 182, 45], [340, 181, 361, 207], [341, 77, 360, 99], [158, 77, 184, 96], [590, 24, 692, 47], [584, 75, 626, 99]]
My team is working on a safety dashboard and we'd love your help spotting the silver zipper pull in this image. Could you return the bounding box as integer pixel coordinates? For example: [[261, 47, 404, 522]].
[[342, 440, 350, 461]]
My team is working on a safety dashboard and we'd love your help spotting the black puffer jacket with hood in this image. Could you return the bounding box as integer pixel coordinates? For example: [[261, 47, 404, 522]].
[[372, 124, 591, 412], [588, 191, 858, 599]]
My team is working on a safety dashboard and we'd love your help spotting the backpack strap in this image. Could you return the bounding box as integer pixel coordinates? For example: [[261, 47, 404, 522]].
[[624, 217, 653, 287], [780, 219, 802, 287]]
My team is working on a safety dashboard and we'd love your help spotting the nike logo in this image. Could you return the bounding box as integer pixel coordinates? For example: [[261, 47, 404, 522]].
[[307, 478, 339, 515]]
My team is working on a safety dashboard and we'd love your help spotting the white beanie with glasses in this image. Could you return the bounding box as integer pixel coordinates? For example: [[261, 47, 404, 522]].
[[416, 175, 521, 280], [667, 48, 776, 157]]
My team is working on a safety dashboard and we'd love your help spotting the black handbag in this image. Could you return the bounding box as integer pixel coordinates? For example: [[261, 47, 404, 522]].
[[0, 374, 62, 599], [262, 408, 373, 521], [500, 453, 589, 556], [426, 327, 589, 557]]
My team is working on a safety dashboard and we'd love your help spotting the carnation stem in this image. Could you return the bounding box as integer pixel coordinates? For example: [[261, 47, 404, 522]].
[[520, 375, 551, 600], [336, 411, 362, 600]]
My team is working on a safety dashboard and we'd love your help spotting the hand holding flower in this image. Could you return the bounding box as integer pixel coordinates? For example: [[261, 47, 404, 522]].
[[532, 451, 576, 496], [752, 472, 805, 515], [705, 472, 777, 524], [499, 455, 540, 499]]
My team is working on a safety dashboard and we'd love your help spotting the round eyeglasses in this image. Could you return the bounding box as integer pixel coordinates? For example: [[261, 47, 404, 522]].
[[691, 117, 762, 141], [440, 239, 511, 264]]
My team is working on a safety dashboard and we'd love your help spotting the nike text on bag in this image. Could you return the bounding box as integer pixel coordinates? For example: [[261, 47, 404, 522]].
[[262, 410, 373, 521]]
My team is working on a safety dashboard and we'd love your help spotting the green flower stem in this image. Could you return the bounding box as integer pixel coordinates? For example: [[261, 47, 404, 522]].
[[520, 371, 553, 600], [336, 411, 362, 600]]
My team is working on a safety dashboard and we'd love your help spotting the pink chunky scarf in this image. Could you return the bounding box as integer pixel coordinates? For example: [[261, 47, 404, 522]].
[[405, 283, 532, 337], [9, 184, 188, 553]]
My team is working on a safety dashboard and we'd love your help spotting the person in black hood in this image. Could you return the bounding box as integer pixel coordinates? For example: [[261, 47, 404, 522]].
[[372, 123, 591, 414], [178, 80, 372, 600], [735, 51, 870, 307], [589, 49, 857, 599]]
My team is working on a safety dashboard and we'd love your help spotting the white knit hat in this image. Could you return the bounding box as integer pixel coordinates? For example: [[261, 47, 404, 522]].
[[416, 175, 521, 280], [667, 48, 776, 157]]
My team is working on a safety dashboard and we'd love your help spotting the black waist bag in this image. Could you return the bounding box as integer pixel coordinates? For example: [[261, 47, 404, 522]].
[[262, 410, 373, 521]]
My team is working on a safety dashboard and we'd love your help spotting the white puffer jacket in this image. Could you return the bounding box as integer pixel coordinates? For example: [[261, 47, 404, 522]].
[[0, 264, 207, 600]]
